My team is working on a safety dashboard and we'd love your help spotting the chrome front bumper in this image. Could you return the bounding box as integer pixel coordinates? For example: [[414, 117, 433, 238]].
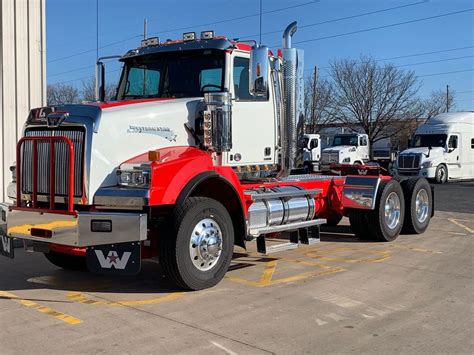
[[0, 203, 147, 247]]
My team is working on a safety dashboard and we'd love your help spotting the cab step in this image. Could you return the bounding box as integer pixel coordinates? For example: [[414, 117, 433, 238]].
[[256, 223, 322, 255]]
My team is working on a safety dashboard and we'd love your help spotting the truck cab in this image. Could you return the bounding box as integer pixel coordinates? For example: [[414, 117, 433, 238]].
[[302, 133, 321, 172], [0, 24, 434, 291], [320, 133, 369, 171], [396, 112, 474, 183]]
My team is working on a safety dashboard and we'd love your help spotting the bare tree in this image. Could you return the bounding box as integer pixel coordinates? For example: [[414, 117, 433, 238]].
[[420, 89, 455, 118], [329, 56, 420, 156], [47, 83, 80, 105], [81, 77, 118, 102], [304, 67, 334, 133]]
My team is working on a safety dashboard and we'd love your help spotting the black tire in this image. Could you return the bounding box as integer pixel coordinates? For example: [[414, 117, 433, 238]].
[[434, 164, 448, 184], [354, 161, 362, 165], [44, 251, 86, 271], [401, 178, 432, 234], [368, 179, 405, 242], [349, 210, 370, 239], [326, 215, 343, 227], [159, 197, 234, 290]]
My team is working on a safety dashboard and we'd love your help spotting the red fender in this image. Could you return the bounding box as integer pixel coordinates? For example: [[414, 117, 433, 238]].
[[122, 146, 246, 209]]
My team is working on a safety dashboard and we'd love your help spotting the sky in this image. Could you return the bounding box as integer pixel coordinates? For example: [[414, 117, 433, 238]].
[[46, 0, 474, 110]]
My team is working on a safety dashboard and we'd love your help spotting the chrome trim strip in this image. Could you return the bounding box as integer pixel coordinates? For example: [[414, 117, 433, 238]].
[[248, 218, 326, 237], [6, 209, 147, 247]]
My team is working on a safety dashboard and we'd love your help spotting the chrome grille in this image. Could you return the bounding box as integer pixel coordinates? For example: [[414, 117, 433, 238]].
[[321, 152, 338, 164], [397, 154, 420, 169], [22, 127, 85, 197]]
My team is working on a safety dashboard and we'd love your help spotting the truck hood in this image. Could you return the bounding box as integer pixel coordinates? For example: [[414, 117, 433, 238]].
[[400, 146, 444, 158], [60, 98, 202, 200], [322, 146, 355, 154]]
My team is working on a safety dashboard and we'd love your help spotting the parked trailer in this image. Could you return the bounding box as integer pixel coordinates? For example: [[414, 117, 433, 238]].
[[0, 23, 434, 290]]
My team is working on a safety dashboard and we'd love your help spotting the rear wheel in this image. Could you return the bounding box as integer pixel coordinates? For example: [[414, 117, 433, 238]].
[[349, 210, 370, 239], [159, 197, 234, 290], [44, 251, 86, 271], [401, 178, 432, 234], [368, 179, 405, 242]]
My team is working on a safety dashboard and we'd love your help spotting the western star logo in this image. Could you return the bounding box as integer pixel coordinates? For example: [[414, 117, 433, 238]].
[[357, 169, 368, 175], [95, 250, 131, 270], [127, 125, 177, 142], [1, 236, 11, 254]]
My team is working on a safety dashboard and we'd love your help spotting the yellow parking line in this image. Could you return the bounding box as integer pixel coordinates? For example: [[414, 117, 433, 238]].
[[225, 259, 344, 287], [387, 244, 442, 254], [448, 218, 474, 234], [67, 291, 185, 306], [0, 290, 82, 325], [303, 247, 392, 264]]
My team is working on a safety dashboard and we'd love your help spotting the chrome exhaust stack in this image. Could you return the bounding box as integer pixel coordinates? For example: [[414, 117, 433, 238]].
[[279, 21, 305, 177]]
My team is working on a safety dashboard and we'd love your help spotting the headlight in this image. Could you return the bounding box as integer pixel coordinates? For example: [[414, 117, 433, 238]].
[[342, 157, 351, 163], [421, 161, 433, 168], [117, 169, 150, 187]]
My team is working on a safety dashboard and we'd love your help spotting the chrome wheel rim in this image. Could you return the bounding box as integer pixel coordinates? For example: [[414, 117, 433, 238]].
[[384, 192, 401, 230], [189, 218, 223, 271], [415, 189, 429, 223]]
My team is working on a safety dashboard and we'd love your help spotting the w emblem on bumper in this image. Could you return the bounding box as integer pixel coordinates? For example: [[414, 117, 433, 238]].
[[1, 236, 14, 259]]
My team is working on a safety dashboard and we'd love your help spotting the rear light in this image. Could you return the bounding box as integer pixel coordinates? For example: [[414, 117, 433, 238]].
[[91, 220, 112, 233]]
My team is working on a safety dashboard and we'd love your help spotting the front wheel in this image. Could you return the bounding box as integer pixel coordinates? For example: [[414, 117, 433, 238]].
[[435, 164, 448, 184], [159, 197, 234, 290]]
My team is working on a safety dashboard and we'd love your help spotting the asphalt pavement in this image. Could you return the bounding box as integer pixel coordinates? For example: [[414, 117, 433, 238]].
[[0, 182, 472, 354]]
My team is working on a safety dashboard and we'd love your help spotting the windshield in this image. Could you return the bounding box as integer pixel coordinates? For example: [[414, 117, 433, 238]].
[[116, 49, 225, 100], [332, 135, 358, 146], [411, 134, 447, 148]]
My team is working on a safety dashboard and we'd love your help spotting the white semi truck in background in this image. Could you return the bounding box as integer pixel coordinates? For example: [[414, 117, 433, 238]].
[[320, 133, 370, 171], [396, 112, 474, 183]]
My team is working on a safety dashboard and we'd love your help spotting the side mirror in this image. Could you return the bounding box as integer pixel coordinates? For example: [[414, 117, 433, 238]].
[[249, 45, 269, 97]]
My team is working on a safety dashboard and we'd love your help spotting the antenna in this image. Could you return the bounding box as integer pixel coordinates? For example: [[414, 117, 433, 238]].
[[259, 0, 263, 45], [144, 18, 148, 40], [95, 0, 100, 100]]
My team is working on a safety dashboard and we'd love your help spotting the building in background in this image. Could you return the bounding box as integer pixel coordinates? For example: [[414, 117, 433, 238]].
[[0, 0, 46, 201]]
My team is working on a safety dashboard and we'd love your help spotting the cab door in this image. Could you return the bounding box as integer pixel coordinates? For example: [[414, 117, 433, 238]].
[[446, 134, 461, 178], [223, 53, 277, 168]]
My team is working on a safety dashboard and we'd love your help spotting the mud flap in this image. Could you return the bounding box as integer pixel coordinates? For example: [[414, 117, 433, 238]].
[[86, 242, 141, 275], [0, 235, 14, 259]]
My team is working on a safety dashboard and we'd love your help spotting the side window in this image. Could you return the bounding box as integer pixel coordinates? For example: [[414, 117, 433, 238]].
[[199, 68, 223, 92], [126, 67, 160, 97], [233, 57, 268, 100], [360, 136, 367, 146], [448, 135, 458, 149], [471, 138, 474, 149], [310, 139, 318, 149]]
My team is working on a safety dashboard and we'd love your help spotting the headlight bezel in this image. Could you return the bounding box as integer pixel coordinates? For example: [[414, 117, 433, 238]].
[[117, 168, 150, 188]]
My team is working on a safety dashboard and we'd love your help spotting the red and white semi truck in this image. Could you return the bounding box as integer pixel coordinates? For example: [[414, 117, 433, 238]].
[[0, 22, 434, 290]]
